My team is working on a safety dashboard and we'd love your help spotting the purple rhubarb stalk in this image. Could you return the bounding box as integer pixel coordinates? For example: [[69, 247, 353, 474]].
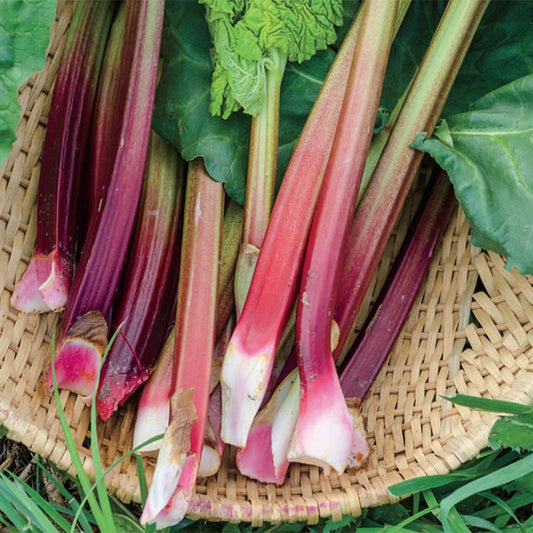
[[287, 0, 397, 474], [340, 170, 456, 402], [96, 133, 184, 421], [10, 0, 114, 313], [141, 160, 224, 526], [333, 0, 489, 358], [47, 0, 165, 399]]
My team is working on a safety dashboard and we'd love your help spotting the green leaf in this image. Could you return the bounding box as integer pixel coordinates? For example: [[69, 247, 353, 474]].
[[381, 1, 533, 117], [153, 1, 250, 204], [200, 0, 343, 116], [490, 414, 533, 452], [412, 74, 533, 273], [0, 0, 55, 166], [153, 2, 337, 205]]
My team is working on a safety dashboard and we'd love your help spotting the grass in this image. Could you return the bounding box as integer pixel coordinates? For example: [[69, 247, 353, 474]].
[[1, 336, 533, 533]]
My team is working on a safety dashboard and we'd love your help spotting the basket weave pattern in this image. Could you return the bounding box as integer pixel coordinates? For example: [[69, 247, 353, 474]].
[[2, 1, 533, 525]]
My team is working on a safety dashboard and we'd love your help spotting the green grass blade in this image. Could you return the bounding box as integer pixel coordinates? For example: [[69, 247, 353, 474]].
[[6, 473, 72, 532], [70, 433, 163, 531], [86, 326, 124, 533], [50, 334, 105, 526], [0, 480, 31, 530], [479, 491, 526, 532], [1, 473, 62, 533], [35, 459, 94, 532], [444, 507, 470, 533], [136, 453, 157, 533], [462, 515, 504, 532], [444, 395, 533, 415], [440, 453, 533, 531]]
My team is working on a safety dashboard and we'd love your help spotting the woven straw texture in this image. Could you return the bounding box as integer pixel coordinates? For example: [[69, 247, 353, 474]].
[[2, 0, 533, 525]]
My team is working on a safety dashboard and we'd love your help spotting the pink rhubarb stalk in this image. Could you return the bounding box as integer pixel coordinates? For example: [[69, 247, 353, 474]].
[[141, 160, 224, 526], [96, 133, 184, 421], [334, 0, 489, 358], [10, 0, 114, 313], [219, 5, 363, 448], [287, 0, 397, 474], [220, 1, 411, 447], [47, 0, 165, 399]]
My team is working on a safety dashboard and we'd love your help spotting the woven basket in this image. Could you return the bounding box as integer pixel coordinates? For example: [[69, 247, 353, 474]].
[[2, 0, 533, 525]]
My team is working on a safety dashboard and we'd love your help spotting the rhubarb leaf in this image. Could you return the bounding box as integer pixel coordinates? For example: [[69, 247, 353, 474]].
[[154, 1, 341, 204], [412, 74, 533, 274], [200, 0, 343, 117], [0, 0, 55, 165], [153, 1, 250, 204]]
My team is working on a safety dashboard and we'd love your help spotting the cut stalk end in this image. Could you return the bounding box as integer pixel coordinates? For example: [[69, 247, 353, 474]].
[[287, 369, 352, 475], [220, 340, 274, 447], [346, 401, 371, 470], [152, 456, 198, 528], [11, 250, 70, 313], [140, 429, 187, 524], [46, 311, 107, 399]]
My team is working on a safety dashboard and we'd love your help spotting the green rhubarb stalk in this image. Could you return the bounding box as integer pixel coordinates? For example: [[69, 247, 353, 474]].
[[334, 0, 490, 357], [234, 48, 286, 316], [142, 160, 224, 527]]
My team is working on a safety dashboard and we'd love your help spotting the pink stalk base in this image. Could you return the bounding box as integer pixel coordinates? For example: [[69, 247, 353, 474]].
[[236, 370, 299, 484], [220, 338, 276, 447], [132, 329, 173, 454], [287, 365, 352, 475], [46, 311, 107, 401], [237, 423, 278, 484], [11, 249, 70, 313]]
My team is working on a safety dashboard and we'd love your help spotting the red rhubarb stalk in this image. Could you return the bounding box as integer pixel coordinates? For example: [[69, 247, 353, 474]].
[[334, 0, 489, 358], [141, 160, 224, 526], [10, 0, 114, 313], [220, 1, 410, 447], [47, 0, 165, 399], [340, 171, 456, 402], [287, 0, 397, 474], [96, 133, 184, 421]]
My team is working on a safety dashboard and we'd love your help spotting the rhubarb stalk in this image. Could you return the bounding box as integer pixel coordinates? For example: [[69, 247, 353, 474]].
[[220, 1, 411, 447], [47, 0, 165, 399], [334, 0, 489, 358], [234, 49, 286, 316], [141, 160, 224, 526], [96, 133, 184, 421], [10, 0, 114, 313], [287, 0, 397, 475]]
